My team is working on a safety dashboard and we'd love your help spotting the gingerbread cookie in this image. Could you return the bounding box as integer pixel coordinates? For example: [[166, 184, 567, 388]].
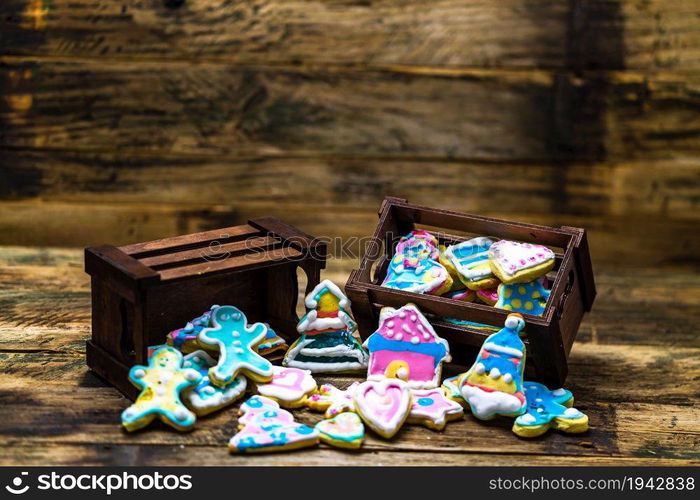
[[284, 280, 368, 373], [496, 278, 550, 316], [229, 395, 319, 453], [512, 383, 588, 438], [316, 412, 365, 449], [305, 382, 359, 418], [442, 237, 499, 290], [366, 303, 451, 389], [198, 305, 273, 386], [459, 314, 527, 420], [488, 240, 555, 284], [408, 388, 464, 431], [354, 378, 412, 439], [255, 365, 317, 408], [121, 346, 201, 432], [182, 350, 247, 416]]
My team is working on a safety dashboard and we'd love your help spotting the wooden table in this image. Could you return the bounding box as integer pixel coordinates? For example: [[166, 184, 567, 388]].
[[1, 246, 697, 466]]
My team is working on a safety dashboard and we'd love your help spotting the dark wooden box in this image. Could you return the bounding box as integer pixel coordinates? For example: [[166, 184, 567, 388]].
[[345, 197, 596, 386], [85, 217, 326, 399]]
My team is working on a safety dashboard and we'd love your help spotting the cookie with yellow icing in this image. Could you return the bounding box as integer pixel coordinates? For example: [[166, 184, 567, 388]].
[[496, 278, 550, 316]]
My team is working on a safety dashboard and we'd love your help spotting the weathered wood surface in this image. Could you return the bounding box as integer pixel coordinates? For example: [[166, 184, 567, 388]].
[[2, 61, 700, 161], [0, 247, 698, 466], [1, 0, 699, 71]]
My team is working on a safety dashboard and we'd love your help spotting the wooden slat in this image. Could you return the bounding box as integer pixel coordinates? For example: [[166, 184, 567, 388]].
[[156, 246, 303, 281], [2, 150, 698, 219], [138, 235, 279, 268], [1, 0, 699, 72], [2, 61, 700, 161], [119, 224, 260, 256]]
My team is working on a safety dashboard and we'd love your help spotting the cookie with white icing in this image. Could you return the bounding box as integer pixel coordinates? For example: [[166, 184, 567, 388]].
[[489, 240, 555, 284], [512, 382, 588, 438], [254, 365, 317, 408], [354, 378, 412, 439]]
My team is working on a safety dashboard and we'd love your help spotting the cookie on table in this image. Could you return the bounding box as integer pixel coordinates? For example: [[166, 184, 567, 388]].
[[121, 346, 201, 432], [408, 388, 464, 431], [512, 382, 588, 438], [354, 378, 412, 439], [182, 350, 247, 416], [254, 365, 317, 408], [316, 412, 365, 449]]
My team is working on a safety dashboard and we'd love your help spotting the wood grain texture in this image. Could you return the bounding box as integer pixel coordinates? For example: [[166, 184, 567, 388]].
[[2, 61, 700, 161], [0, 201, 698, 269], [0, 246, 697, 465], [1, 0, 698, 72]]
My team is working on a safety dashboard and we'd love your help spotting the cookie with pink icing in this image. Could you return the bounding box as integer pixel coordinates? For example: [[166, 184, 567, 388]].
[[365, 303, 451, 389], [382, 230, 452, 295], [305, 382, 359, 418], [353, 378, 412, 439], [488, 240, 555, 284], [408, 388, 464, 430], [254, 365, 317, 408], [475, 287, 499, 306], [443, 288, 476, 302]]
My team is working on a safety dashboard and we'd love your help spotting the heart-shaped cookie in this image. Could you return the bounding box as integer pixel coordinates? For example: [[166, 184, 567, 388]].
[[353, 378, 412, 439], [255, 366, 317, 408], [315, 412, 365, 449], [488, 240, 555, 284]]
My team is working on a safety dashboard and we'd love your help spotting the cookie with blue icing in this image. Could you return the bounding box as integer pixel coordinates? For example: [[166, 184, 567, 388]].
[[198, 305, 274, 386], [382, 230, 452, 295], [442, 237, 499, 290], [182, 350, 247, 416], [121, 346, 202, 432], [496, 278, 550, 316], [512, 382, 588, 438]]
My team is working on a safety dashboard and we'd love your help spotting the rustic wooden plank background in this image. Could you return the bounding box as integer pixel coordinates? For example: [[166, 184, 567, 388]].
[[0, 0, 699, 466], [0, 0, 699, 269]]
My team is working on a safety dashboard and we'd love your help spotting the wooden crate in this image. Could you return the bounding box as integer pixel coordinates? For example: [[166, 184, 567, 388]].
[[84, 217, 326, 399], [345, 197, 596, 386]]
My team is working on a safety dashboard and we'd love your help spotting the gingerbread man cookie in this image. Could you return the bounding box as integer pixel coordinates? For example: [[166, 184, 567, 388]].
[[198, 305, 273, 386], [121, 346, 201, 432]]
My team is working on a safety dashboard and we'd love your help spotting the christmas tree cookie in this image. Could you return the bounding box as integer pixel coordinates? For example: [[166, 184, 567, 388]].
[[459, 313, 527, 420], [283, 280, 368, 373]]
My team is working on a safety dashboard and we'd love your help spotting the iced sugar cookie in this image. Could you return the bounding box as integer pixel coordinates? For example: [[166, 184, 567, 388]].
[[408, 388, 464, 431], [198, 305, 273, 386], [489, 240, 555, 284], [182, 350, 247, 416], [229, 396, 319, 453], [354, 378, 412, 439], [305, 382, 359, 418], [442, 318, 500, 332], [316, 412, 365, 449], [496, 278, 550, 316], [255, 365, 317, 408], [441, 374, 467, 407], [476, 287, 499, 306], [284, 280, 368, 373], [443, 288, 476, 302], [442, 237, 499, 290], [121, 346, 201, 432], [459, 314, 527, 420], [512, 382, 588, 438], [438, 245, 468, 292], [366, 303, 451, 389], [382, 231, 452, 295], [168, 307, 287, 356]]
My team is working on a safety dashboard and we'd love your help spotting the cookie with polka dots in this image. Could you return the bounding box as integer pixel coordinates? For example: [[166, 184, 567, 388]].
[[197, 305, 274, 387], [496, 278, 550, 316], [121, 346, 202, 432], [512, 382, 588, 438], [489, 240, 555, 284], [182, 350, 247, 416]]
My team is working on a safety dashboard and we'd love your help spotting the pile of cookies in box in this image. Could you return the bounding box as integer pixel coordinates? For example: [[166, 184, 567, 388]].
[[121, 252, 588, 453], [382, 230, 555, 329], [120, 231, 588, 453]]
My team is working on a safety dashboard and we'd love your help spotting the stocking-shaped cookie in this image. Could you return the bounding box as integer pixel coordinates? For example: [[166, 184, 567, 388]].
[[198, 305, 273, 386], [121, 346, 201, 432]]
